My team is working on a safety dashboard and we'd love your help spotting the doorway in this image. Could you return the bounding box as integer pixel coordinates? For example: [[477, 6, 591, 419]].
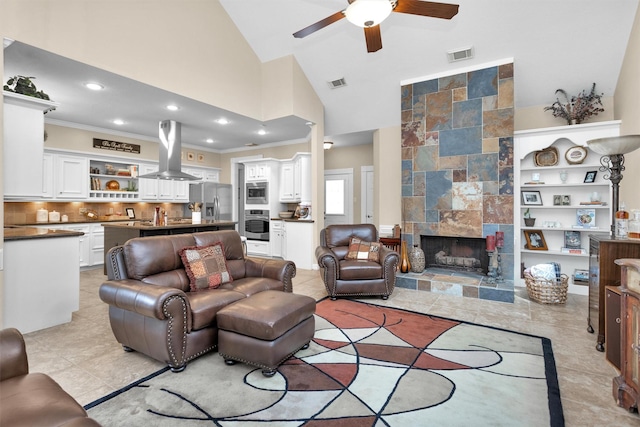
[[324, 168, 353, 226], [361, 165, 374, 224]]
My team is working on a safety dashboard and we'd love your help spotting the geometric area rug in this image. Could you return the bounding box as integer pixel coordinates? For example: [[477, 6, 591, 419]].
[[86, 298, 564, 426]]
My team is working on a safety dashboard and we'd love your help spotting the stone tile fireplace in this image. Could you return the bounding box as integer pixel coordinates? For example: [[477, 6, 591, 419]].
[[421, 235, 489, 274], [397, 62, 515, 303]]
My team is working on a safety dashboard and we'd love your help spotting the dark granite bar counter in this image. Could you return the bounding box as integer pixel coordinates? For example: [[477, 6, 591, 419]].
[[3, 226, 84, 241], [102, 220, 237, 272]]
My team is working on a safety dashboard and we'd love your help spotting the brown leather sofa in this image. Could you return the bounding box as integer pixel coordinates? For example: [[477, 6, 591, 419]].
[[99, 230, 296, 372], [0, 328, 102, 427], [315, 224, 399, 300]]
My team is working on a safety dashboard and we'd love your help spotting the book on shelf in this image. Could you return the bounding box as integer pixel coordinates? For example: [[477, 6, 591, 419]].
[[579, 201, 607, 206], [574, 269, 589, 282], [523, 181, 545, 185], [576, 208, 596, 227], [561, 247, 587, 255], [564, 230, 581, 249]]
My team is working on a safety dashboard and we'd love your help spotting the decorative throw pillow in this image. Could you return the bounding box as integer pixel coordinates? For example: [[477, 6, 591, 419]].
[[345, 237, 381, 262], [180, 243, 233, 292]]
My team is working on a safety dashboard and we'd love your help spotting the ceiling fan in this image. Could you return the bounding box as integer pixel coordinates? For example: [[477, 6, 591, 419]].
[[293, 0, 459, 53]]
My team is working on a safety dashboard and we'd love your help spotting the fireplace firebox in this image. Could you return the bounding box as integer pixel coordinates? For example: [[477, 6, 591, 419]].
[[421, 235, 490, 274]]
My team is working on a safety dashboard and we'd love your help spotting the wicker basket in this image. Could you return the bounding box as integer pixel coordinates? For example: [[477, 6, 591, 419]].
[[524, 272, 569, 304]]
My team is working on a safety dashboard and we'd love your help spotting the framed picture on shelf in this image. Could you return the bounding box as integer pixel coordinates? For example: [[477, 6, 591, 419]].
[[524, 230, 548, 250], [584, 171, 597, 183], [126, 208, 135, 219], [564, 231, 581, 249], [553, 195, 562, 206], [522, 190, 543, 205], [562, 195, 571, 206], [576, 208, 596, 227]]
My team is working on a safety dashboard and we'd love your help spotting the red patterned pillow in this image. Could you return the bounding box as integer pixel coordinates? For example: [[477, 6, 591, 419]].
[[180, 243, 233, 292], [345, 237, 381, 262]]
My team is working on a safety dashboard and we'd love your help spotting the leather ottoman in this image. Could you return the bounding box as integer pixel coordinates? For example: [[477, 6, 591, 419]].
[[217, 290, 316, 377]]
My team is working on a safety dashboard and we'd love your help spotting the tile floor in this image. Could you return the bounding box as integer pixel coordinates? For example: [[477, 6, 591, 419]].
[[22, 267, 639, 426]]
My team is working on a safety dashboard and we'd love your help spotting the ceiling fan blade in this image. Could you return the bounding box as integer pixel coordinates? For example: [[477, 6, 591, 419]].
[[364, 25, 382, 53], [394, 0, 459, 19], [293, 11, 345, 38]]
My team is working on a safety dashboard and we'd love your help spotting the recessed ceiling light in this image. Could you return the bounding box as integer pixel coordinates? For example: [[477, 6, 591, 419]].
[[217, 118, 229, 125], [113, 119, 125, 125], [206, 138, 214, 144], [257, 129, 267, 136], [85, 82, 104, 90], [166, 104, 179, 111]]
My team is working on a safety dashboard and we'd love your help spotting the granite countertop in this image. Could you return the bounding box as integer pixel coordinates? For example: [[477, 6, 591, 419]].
[[4, 226, 84, 241], [270, 217, 315, 223], [101, 220, 237, 230]]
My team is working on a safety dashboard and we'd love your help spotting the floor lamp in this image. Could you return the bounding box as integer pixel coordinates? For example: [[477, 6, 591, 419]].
[[586, 135, 640, 236]]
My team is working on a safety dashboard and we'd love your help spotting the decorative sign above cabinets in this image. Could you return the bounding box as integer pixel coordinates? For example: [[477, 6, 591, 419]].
[[93, 138, 141, 154]]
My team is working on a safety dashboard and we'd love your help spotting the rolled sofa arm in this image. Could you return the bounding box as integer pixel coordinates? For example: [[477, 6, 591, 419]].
[[0, 328, 29, 381], [244, 257, 296, 293], [99, 279, 188, 320]]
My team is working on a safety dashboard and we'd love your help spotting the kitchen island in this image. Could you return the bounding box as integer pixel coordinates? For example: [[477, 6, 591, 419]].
[[102, 220, 237, 270], [3, 226, 83, 333]]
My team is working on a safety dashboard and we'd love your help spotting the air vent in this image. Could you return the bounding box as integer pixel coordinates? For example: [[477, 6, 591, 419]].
[[327, 77, 347, 89], [447, 47, 474, 63]]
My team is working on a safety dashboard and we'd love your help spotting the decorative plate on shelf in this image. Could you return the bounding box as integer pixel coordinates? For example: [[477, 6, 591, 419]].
[[565, 146, 588, 164], [105, 180, 120, 190], [534, 147, 558, 166]]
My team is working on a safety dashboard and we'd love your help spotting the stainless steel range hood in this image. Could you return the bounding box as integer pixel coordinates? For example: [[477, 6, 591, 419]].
[[138, 120, 201, 181]]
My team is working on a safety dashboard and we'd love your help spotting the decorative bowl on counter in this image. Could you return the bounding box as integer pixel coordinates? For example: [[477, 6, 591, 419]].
[[279, 211, 294, 219]]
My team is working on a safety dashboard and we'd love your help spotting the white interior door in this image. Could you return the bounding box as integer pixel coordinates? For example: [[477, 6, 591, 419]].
[[324, 168, 353, 226], [361, 166, 374, 224]]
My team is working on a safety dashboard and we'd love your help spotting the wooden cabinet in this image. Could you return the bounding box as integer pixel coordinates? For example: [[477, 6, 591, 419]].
[[606, 286, 622, 370], [613, 258, 640, 412], [588, 235, 640, 351]]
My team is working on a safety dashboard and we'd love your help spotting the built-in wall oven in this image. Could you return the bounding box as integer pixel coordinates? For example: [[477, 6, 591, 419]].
[[246, 181, 268, 205], [245, 209, 269, 241]]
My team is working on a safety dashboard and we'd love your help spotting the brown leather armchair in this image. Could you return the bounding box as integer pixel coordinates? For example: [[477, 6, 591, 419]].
[[0, 328, 102, 427], [315, 224, 399, 300]]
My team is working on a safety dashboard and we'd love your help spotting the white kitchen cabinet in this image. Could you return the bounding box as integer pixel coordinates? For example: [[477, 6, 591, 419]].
[[279, 162, 296, 202], [204, 169, 220, 182], [3, 92, 59, 199], [246, 239, 270, 257], [173, 180, 190, 201], [139, 164, 159, 200], [41, 152, 54, 198], [515, 121, 620, 294], [283, 221, 314, 270], [55, 154, 89, 199], [64, 224, 91, 267], [279, 153, 311, 203], [245, 162, 270, 181], [90, 224, 105, 266], [270, 220, 284, 257], [88, 159, 139, 200]]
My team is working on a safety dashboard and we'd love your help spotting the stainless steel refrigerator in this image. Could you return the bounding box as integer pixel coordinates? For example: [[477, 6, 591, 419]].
[[185, 182, 232, 221]]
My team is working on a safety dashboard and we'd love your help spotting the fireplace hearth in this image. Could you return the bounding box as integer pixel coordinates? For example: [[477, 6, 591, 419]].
[[421, 235, 490, 274]]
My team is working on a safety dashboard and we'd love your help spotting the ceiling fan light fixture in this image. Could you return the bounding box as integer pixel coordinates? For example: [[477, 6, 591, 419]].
[[345, 0, 392, 28]]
